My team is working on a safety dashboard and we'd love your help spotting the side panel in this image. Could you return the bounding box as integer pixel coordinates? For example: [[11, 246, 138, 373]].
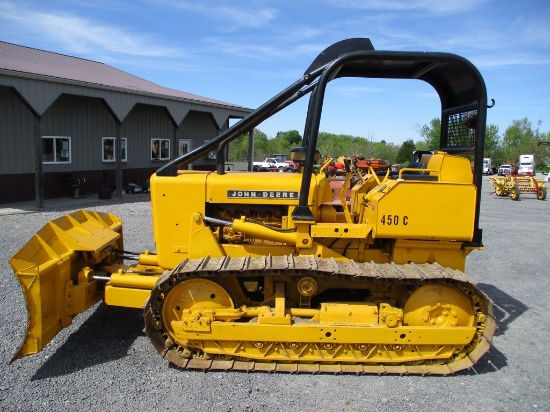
[[368, 181, 476, 241], [150, 172, 213, 269], [206, 172, 307, 205]]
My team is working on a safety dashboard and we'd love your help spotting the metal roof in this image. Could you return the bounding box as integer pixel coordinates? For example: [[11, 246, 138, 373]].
[[0, 41, 246, 109]]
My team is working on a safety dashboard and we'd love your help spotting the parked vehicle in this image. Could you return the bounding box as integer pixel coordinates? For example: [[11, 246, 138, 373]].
[[518, 154, 535, 176], [483, 158, 494, 175], [273, 153, 299, 171], [252, 157, 292, 171], [498, 164, 512, 176]]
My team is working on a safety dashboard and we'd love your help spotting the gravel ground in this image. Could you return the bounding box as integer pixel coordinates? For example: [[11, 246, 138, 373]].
[[0, 175, 548, 412]]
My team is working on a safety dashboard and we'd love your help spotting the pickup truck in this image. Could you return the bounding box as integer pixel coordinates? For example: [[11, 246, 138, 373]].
[[252, 158, 292, 172], [498, 164, 512, 176]]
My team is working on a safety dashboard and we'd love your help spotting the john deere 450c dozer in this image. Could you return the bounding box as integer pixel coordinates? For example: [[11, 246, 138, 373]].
[[10, 38, 496, 374]]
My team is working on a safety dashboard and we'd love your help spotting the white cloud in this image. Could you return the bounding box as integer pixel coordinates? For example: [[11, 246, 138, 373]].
[[325, 0, 486, 14], [159, 0, 278, 30], [0, 1, 182, 58]]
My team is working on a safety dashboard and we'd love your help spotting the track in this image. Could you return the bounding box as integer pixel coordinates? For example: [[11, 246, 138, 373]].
[[144, 255, 496, 375]]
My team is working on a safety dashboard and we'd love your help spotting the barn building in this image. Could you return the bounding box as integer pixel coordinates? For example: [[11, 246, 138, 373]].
[[0, 42, 252, 206]]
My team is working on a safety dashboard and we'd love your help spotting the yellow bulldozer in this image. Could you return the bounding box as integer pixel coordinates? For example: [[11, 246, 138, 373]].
[[10, 38, 496, 375]]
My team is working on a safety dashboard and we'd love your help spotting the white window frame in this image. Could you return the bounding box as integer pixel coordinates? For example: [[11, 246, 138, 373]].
[[42, 136, 71, 164], [102, 137, 128, 162], [151, 138, 170, 161], [178, 139, 192, 157]]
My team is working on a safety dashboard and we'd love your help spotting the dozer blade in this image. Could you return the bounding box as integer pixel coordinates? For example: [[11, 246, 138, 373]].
[[9, 210, 123, 360]]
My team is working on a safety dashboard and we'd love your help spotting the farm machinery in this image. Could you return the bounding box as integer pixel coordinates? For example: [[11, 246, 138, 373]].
[[489, 174, 547, 200], [10, 38, 496, 375]]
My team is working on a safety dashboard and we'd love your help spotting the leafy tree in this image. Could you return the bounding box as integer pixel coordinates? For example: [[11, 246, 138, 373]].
[[252, 129, 269, 159], [502, 118, 537, 164], [396, 139, 415, 164], [373, 141, 399, 165], [415, 117, 506, 165], [484, 124, 500, 158], [416, 118, 441, 150], [276, 130, 302, 146], [227, 134, 250, 161], [537, 129, 550, 170], [414, 140, 430, 152], [228, 129, 270, 161]]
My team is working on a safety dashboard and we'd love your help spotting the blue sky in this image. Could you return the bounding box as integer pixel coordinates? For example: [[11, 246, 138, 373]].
[[1, 0, 549, 144]]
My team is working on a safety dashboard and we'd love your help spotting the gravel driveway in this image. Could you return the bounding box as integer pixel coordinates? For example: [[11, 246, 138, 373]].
[[0, 175, 548, 411]]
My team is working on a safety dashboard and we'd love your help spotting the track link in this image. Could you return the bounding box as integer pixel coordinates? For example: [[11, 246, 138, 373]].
[[144, 255, 496, 375]]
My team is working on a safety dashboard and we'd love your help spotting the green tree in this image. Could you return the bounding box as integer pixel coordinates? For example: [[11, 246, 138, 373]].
[[416, 117, 504, 164], [228, 134, 250, 161], [536, 129, 550, 171], [484, 124, 500, 158], [276, 130, 302, 146], [253, 129, 270, 160], [396, 139, 415, 164], [373, 141, 399, 165], [227, 129, 271, 161], [502, 118, 537, 164], [317, 132, 349, 157], [416, 118, 441, 150]]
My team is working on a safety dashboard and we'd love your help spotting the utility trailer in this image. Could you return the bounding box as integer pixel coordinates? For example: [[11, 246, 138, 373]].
[[489, 175, 547, 200]]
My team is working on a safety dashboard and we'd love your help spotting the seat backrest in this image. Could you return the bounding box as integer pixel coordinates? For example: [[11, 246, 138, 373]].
[[407, 161, 426, 172]]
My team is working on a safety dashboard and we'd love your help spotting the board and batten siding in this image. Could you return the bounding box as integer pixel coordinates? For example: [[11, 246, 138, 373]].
[[41, 94, 117, 173], [0, 87, 35, 175], [123, 103, 175, 166]]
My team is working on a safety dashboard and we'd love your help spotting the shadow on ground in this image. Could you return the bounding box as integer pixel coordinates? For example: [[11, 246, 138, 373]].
[[459, 282, 528, 375], [31, 304, 143, 380], [477, 283, 528, 337]]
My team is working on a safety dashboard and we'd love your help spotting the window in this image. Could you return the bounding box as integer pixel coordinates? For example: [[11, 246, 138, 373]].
[[102, 137, 127, 162], [42, 136, 71, 164], [151, 138, 170, 160], [178, 139, 192, 156]]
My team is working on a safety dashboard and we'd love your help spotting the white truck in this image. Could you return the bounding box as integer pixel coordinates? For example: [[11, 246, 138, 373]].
[[253, 157, 291, 172], [518, 154, 535, 175], [483, 158, 494, 175]]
